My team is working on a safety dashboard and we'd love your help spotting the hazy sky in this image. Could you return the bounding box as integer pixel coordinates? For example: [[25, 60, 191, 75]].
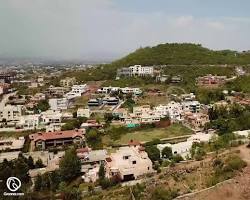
[[0, 0, 250, 61]]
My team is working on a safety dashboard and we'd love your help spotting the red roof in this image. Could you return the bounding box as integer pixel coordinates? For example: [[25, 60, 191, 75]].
[[30, 129, 85, 142]]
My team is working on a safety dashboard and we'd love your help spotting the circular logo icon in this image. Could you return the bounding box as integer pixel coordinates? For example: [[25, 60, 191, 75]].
[[6, 177, 21, 192]]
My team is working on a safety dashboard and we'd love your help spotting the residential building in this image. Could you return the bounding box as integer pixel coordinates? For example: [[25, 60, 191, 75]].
[[80, 120, 103, 129], [77, 108, 90, 118], [0, 137, 25, 151], [88, 98, 102, 107], [157, 133, 214, 159], [105, 146, 153, 181], [0, 83, 10, 95], [129, 65, 154, 77], [117, 65, 154, 77], [97, 86, 142, 96], [16, 114, 40, 130], [60, 77, 76, 87], [182, 101, 201, 113], [196, 74, 227, 87], [171, 75, 182, 83], [0, 71, 16, 83], [117, 67, 132, 77], [46, 86, 67, 97], [40, 110, 62, 124], [156, 74, 169, 83], [49, 98, 69, 110], [183, 112, 210, 130], [103, 97, 119, 106], [0, 105, 23, 122], [65, 84, 87, 99], [29, 129, 85, 150], [154, 102, 183, 121]]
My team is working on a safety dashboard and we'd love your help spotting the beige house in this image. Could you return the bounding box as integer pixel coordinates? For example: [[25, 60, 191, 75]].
[[60, 77, 76, 87], [105, 146, 153, 181], [183, 112, 210, 130]]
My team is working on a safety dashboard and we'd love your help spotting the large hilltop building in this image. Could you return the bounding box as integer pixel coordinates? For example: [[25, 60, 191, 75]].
[[117, 65, 154, 77]]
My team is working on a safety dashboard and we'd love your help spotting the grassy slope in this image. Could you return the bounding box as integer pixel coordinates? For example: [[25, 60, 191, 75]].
[[103, 124, 193, 146]]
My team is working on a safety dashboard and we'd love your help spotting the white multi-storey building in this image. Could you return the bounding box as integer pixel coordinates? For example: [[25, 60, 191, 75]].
[[129, 65, 154, 77], [182, 101, 201, 113], [97, 86, 142, 96], [77, 108, 90, 118], [154, 102, 183, 121], [65, 84, 87, 99], [17, 114, 40, 130], [40, 110, 62, 124], [49, 98, 69, 110], [0, 105, 23, 122], [117, 65, 154, 77]]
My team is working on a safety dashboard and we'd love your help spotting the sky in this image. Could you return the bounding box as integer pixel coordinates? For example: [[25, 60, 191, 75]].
[[0, 0, 250, 61]]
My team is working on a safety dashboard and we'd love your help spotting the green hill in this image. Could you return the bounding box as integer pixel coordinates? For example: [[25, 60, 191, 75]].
[[58, 43, 250, 83], [111, 43, 250, 67]]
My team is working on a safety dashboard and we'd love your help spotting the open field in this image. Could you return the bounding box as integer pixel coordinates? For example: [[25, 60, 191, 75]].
[[103, 124, 194, 146]]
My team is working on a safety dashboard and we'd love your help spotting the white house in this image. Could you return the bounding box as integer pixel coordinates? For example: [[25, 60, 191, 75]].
[[17, 114, 40, 130], [77, 108, 90, 118], [0, 105, 23, 122], [65, 84, 87, 100], [129, 65, 154, 77], [154, 102, 183, 121], [105, 146, 153, 181], [97, 86, 142, 96], [182, 101, 201, 113], [40, 110, 62, 124], [49, 98, 69, 110]]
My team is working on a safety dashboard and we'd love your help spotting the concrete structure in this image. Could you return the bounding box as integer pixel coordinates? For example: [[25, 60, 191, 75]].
[[0, 137, 25, 151], [0, 83, 10, 95], [183, 112, 210, 130], [60, 77, 76, 87], [157, 133, 214, 159], [182, 101, 201, 113], [234, 130, 250, 138], [98, 86, 142, 96], [17, 114, 40, 130], [154, 102, 183, 121], [65, 84, 87, 99], [0, 105, 23, 122], [77, 108, 90, 118], [103, 97, 119, 106], [49, 98, 69, 110], [156, 74, 169, 83], [29, 129, 85, 150], [40, 110, 62, 125], [105, 146, 153, 181], [117, 65, 154, 77], [196, 74, 227, 87], [46, 86, 67, 97]]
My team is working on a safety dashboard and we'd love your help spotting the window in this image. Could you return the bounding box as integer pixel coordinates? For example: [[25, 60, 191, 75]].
[[132, 161, 136, 164], [123, 156, 129, 160]]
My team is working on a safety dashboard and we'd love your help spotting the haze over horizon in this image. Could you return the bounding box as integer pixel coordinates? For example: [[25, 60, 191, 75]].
[[1, 0, 250, 62]]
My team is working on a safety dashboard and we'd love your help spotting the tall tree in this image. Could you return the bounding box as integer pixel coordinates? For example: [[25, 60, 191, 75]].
[[59, 148, 81, 181]]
